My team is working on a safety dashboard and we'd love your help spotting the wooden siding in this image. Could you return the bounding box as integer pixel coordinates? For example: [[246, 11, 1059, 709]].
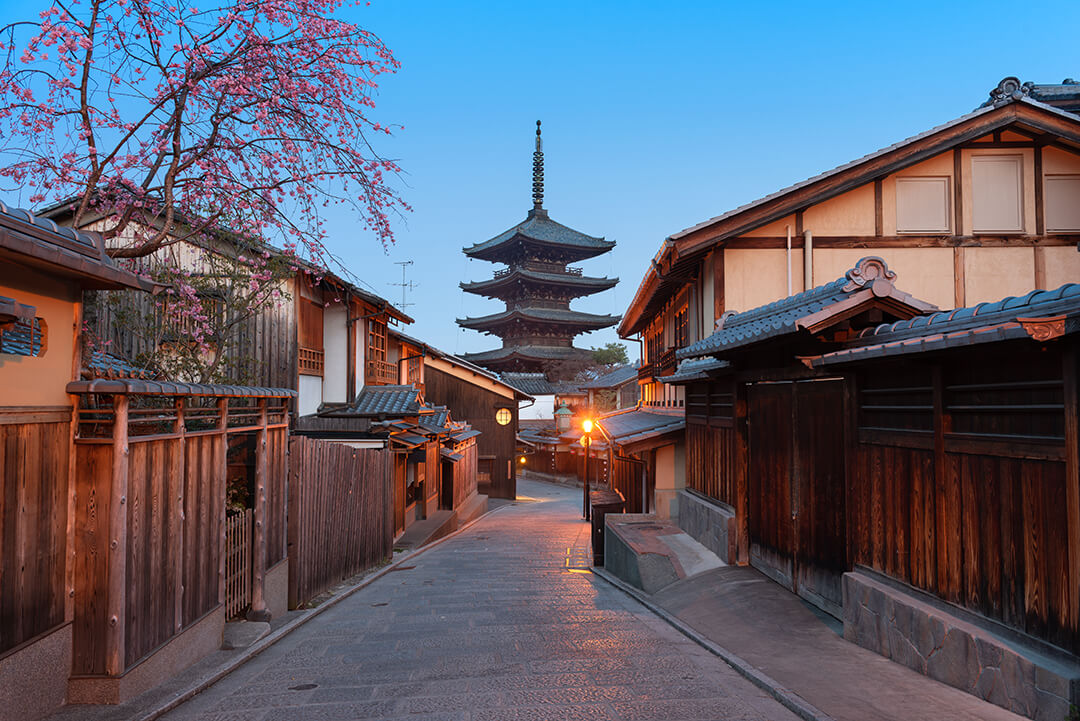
[[424, 366, 517, 499], [851, 349, 1077, 652], [0, 414, 70, 656], [686, 422, 735, 506], [286, 436, 394, 608]]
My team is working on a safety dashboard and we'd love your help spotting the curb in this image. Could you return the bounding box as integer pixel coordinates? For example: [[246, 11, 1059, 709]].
[[590, 567, 835, 721], [130, 499, 516, 721]]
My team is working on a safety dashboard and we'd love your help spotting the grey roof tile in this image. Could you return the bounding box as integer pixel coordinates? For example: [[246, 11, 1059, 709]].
[[579, 364, 639, 389], [457, 306, 620, 330], [464, 208, 613, 259], [499, 372, 555, 395], [327, 384, 422, 417]]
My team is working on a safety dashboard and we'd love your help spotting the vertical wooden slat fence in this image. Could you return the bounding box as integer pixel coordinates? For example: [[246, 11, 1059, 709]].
[[224, 509, 252, 619], [288, 436, 394, 608]]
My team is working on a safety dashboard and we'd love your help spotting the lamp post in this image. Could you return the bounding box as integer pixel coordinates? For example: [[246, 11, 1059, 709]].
[[581, 419, 594, 521]]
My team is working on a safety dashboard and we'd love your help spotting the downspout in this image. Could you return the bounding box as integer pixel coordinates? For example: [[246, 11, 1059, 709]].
[[803, 229, 813, 291], [786, 225, 792, 296]]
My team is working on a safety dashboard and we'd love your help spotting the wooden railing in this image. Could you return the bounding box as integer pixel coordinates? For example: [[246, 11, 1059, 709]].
[[366, 358, 397, 385], [298, 346, 324, 376], [637, 362, 655, 382], [658, 347, 678, 376], [224, 509, 252, 619]]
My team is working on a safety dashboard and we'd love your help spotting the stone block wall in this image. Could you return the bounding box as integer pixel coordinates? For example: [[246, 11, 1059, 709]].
[[675, 490, 735, 564], [843, 570, 1080, 721]]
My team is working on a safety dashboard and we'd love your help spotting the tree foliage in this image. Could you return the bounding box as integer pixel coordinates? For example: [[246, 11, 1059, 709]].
[[590, 342, 628, 367]]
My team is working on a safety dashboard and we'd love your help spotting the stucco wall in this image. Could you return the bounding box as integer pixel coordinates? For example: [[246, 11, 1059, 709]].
[[813, 247, 955, 310], [322, 303, 348, 403], [724, 248, 806, 314], [298, 374, 323, 416], [803, 183, 876, 236], [964, 247, 1037, 305], [0, 265, 79, 406]]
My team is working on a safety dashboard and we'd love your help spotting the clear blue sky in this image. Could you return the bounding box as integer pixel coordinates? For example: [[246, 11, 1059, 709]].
[[4, 0, 1078, 357]]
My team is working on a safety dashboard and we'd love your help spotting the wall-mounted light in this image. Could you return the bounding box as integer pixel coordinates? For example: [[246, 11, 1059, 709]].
[[495, 407, 512, 426]]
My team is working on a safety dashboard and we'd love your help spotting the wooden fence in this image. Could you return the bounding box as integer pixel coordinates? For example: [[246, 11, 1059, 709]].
[[224, 510, 252, 619], [288, 436, 394, 608], [68, 387, 290, 677]]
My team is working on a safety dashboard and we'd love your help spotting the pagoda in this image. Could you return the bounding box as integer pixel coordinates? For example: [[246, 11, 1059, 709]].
[[458, 122, 620, 374]]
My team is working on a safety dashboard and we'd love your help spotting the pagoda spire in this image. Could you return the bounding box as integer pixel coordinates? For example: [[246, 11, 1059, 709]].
[[532, 120, 544, 210]]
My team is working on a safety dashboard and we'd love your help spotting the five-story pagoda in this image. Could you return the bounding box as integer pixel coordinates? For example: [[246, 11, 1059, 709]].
[[458, 122, 620, 374]]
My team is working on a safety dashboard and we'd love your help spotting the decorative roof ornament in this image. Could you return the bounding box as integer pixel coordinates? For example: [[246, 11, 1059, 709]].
[[532, 120, 544, 210], [988, 76, 1034, 107], [842, 256, 897, 294]]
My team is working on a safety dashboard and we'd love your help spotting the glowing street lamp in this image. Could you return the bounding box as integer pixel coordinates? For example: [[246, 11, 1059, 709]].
[[581, 418, 595, 521]]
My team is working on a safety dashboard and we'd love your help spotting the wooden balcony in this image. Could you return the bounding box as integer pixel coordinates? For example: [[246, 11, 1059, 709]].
[[298, 346, 324, 376], [658, 347, 678, 376], [366, 358, 397, 385], [637, 362, 655, 383]]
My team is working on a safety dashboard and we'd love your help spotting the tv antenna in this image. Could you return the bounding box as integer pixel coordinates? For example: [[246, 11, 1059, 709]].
[[389, 260, 417, 311]]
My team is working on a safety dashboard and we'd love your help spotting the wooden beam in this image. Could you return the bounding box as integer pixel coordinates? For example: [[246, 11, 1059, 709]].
[[721, 234, 1080, 250], [65, 394, 79, 624], [1035, 246, 1048, 290], [874, 179, 883, 236], [1064, 344, 1080, 632], [173, 399, 185, 632], [953, 149, 963, 236], [795, 211, 804, 237], [106, 394, 129, 676], [733, 381, 750, 564], [217, 398, 228, 608], [953, 248, 966, 308], [1034, 145, 1045, 236]]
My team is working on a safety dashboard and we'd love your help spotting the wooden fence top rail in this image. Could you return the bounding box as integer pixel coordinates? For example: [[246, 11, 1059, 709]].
[[67, 379, 297, 398]]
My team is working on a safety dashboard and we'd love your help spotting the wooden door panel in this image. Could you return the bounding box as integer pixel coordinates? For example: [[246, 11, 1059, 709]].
[[748, 383, 795, 590]]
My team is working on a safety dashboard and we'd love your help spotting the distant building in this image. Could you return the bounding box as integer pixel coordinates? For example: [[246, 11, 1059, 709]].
[[457, 121, 620, 373]]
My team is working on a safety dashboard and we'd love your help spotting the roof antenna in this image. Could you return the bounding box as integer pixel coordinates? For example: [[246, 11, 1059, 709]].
[[532, 120, 544, 210]]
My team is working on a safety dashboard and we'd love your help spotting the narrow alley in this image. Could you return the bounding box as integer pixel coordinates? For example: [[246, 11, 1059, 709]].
[[158, 479, 800, 721]]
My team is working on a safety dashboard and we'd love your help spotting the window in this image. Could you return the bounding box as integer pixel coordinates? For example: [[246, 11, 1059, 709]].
[[674, 305, 689, 349], [896, 177, 950, 232], [971, 155, 1023, 232], [0, 316, 46, 357], [646, 330, 662, 365], [1046, 175, 1080, 232]]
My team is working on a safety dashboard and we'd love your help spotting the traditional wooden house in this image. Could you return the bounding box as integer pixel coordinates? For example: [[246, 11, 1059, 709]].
[[666, 254, 1080, 719], [0, 203, 293, 718], [616, 77, 1080, 518], [580, 364, 640, 412]]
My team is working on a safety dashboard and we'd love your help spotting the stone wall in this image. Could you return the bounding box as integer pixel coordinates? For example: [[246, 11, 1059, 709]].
[[843, 570, 1080, 721], [675, 490, 735, 564]]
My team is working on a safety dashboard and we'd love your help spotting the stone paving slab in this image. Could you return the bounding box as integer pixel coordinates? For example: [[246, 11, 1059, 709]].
[[157, 480, 800, 721]]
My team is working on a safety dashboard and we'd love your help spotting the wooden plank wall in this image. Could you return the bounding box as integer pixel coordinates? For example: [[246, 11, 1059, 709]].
[[0, 413, 70, 656], [265, 427, 288, 568], [72, 442, 111, 674], [424, 366, 517, 499], [686, 422, 735, 506], [287, 436, 393, 608], [850, 347, 1077, 653]]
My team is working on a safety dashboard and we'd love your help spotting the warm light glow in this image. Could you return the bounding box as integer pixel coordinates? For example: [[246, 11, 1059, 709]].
[[579, 435, 591, 448], [519, 455, 527, 464], [495, 407, 512, 425], [582, 419, 594, 433]]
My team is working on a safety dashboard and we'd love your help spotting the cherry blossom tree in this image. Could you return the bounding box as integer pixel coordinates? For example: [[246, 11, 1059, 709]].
[[0, 0, 406, 377]]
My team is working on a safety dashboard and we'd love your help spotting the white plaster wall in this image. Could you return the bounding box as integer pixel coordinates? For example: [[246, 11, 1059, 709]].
[[298, 374, 323, 416], [520, 394, 555, 420], [323, 303, 348, 403]]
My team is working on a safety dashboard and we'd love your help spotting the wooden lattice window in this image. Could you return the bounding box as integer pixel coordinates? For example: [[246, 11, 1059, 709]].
[[674, 305, 689, 349], [368, 319, 387, 362]]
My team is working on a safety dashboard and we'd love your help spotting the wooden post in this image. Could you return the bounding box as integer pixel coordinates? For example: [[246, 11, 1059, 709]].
[[249, 398, 270, 621], [173, 399, 185, 631], [106, 393, 129, 676], [1063, 345, 1079, 632], [217, 398, 228, 607], [733, 381, 750, 565], [65, 394, 79, 624]]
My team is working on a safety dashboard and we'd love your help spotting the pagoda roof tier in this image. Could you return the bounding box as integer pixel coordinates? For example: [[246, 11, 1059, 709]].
[[461, 344, 591, 370], [456, 307, 620, 333], [464, 208, 614, 264], [460, 267, 618, 299]]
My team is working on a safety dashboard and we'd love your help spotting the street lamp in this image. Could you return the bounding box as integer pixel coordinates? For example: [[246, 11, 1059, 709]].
[[580, 418, 594, 521]]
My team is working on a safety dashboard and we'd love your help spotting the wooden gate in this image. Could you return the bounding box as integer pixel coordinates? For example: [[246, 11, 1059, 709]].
[[224, 509, 252, 619], [747, 379, 846, 617]]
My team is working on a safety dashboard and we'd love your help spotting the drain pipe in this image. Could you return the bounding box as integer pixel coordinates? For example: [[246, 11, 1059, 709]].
[[803, 229, 813, 291], [786, 225, 792, 296]]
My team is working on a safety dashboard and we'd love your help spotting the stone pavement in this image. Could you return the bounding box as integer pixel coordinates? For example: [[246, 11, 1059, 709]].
[[649, 565, 1027, 721], [157, 479, 800, 721]]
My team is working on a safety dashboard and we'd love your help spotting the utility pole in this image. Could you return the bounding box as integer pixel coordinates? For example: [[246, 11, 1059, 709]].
[[389, 260, 417, 312]]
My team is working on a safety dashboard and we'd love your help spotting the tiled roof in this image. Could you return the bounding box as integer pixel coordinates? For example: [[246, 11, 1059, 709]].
[[461, 268, 618, 295], [0, 201, 157, 292], [67, 379, 295, 397], [978, 77, 1080, 113], [552, 380, 586, 395], [679, 257, 936, 360], [579, 364, 639, 389], [500, 372, 555, 395], [659, 357, 730, 384], [597, 408, 685, 448], [0, 317, 44, 356], [462, 345, 590, 364], [814, 283, 1080, 366], [457, 306, 620, 331], [87, 350, 157, 379], [464, 208, 614, 260], [0, 295, 35, 324], [322, 384, 422, 418]]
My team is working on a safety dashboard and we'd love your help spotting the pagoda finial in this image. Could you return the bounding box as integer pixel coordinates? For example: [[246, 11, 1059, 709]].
[[532, 120, 544, 210]]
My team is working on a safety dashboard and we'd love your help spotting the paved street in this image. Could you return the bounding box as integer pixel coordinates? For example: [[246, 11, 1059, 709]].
[[161, 479, 800, 721]]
